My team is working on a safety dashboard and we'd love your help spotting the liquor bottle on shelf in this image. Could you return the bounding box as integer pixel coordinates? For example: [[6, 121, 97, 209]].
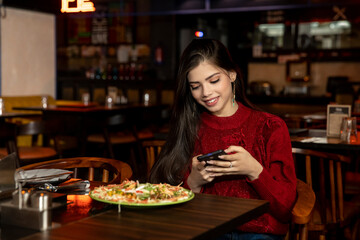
[[129, 63, 136, 80], [106, 64, 113, 80], [137, 64, 144, 81], [95, 67, 102, 80], [112, 66, 118, 80], [124, 64, 130, 80], [118, 64, 125, 80], [155, 44, 163, 65], [101, 66, 107, 80]]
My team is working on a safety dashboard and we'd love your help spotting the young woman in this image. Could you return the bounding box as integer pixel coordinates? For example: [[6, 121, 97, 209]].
[[149, 39, 296, 240]]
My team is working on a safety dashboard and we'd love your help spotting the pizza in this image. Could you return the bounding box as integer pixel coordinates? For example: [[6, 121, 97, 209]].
[[90, 179, 194, 205]]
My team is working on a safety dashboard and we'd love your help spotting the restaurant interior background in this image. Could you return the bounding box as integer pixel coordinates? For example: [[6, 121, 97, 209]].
[[0, 2, 359, 239], [1, 0, 360, 113]]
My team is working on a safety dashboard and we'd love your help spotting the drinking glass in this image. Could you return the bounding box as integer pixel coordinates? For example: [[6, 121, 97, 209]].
[[340, 117, 358, 143], [82, 93, 90, 106], [41, 96, 48, 108], [0, 98, 5, 115], [105, 95, 113, 108], [144, 93, 150, 106]]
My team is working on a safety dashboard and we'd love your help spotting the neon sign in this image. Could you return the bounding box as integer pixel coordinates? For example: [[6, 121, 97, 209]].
[[61, 0, 96, 13]]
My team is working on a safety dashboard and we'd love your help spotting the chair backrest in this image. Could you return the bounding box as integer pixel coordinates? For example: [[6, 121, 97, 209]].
[[19, 157, 133, 184], [289, 179, 316, 240], [292, 148, 351, 236], [17, 120, 62, 146], [0, 122, 20, 167], [142, 140, 165, 178]]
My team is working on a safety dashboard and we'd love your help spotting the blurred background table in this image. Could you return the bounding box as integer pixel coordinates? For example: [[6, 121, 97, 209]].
[[0, 112, 41, 123], [290, 129, 360, 151], [13, 103, 170, 179]]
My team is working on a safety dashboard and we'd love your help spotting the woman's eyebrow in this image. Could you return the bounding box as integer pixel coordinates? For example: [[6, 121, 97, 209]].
[[188, 72, 220, 83], [205, 72, 220, 80]]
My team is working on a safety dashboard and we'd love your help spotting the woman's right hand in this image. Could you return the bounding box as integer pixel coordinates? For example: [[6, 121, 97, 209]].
[[187, 155, 215, 193]]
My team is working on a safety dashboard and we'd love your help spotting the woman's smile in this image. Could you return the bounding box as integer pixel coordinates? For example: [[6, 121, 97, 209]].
[[204, 97, 219, 106]]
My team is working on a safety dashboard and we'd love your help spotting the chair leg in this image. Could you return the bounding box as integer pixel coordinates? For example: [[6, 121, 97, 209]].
[[129, 147, 139, 178], [298, 224, 308, 240], [103, 129, 115, 159], [351, 218, 360, 240]]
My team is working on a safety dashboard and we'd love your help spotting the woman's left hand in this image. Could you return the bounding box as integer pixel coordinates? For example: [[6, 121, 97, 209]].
[[205, 145, 263, 181]]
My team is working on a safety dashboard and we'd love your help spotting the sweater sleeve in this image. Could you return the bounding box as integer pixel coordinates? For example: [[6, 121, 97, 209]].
[[248, 117, 297, 223]]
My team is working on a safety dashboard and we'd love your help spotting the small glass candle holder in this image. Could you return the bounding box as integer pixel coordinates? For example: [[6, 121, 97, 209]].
[[105, 95, 113, 108], [144, 93, 150, 106], [41, 96, 48, 108], [340, 117, 358, 143], [82, 93, 90, 106], [0, 98, 5, 115]]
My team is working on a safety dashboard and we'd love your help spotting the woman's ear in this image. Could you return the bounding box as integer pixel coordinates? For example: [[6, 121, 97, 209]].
[[229, 71, 237, 82]]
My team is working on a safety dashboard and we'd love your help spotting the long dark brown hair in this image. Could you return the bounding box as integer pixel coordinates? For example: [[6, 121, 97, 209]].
[[149, 39, 254, 185]]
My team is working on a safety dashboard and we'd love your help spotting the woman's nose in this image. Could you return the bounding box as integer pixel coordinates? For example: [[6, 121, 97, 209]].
[[202, 84, 212, 97]]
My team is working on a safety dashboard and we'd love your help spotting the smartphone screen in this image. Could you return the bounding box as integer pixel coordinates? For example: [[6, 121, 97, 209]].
[[197, 150, 226, 161]]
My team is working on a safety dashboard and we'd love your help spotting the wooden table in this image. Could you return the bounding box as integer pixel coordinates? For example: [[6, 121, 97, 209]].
[[0, 112, 41, 123], [18, 193, 268, 240], [290, 129, 360, 152], [290, 128, 360, 173], [13, 104, 168, 155], [12, 103, 167, 118]]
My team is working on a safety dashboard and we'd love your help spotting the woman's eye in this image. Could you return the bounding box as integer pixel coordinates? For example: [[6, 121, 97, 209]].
[[190, 85, 199, 90], [210, 79, 220, 84]]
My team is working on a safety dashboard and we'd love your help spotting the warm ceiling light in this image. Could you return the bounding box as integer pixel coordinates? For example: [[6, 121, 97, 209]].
[[61, 0, 96, 13]]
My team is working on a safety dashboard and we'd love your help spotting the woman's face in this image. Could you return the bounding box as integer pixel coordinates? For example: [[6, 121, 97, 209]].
[[188, 61, 237, 117]]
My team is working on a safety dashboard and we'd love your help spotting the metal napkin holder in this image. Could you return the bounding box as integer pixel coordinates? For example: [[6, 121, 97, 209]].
[[0, 171, 70, 231]]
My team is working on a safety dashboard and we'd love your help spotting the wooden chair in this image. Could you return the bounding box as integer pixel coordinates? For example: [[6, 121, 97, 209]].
[[142, 140, 165, 178], [0, 122, 20, 167], [288, 179, 316, 240], [87, 114, 153, 176], [1, 120, 60, 167], [19, 157, 133, 184], [292, 148, 360, 240]]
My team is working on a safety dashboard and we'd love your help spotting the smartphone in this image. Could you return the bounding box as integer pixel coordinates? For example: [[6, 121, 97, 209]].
[[197, 149, 226, 161]]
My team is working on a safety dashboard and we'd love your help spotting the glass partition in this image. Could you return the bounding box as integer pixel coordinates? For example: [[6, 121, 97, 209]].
[[254, 20, 360, 51]]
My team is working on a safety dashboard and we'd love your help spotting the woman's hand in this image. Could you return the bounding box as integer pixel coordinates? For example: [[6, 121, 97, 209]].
[[187, 155, 215, 193], [206, 145, 263, 181]]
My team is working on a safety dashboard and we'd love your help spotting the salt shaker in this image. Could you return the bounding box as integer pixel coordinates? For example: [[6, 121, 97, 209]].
[[30, 191, 52, 211], [12, 189, 32, 208]]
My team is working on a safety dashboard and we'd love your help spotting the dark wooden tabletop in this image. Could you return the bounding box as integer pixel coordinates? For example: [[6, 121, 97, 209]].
[[0, 112, 41, 120], [12, 103, 169, 156], [22, 193, 269, 240], [12, 103, 167, 114], [290, 129, 360, 152]]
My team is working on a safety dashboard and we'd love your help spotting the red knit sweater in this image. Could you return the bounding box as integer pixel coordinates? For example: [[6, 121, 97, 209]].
[[183, 103, 297, 235]]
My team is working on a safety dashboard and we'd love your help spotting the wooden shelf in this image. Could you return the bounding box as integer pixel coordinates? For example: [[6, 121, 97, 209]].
[[57, 77, 175, 105]]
